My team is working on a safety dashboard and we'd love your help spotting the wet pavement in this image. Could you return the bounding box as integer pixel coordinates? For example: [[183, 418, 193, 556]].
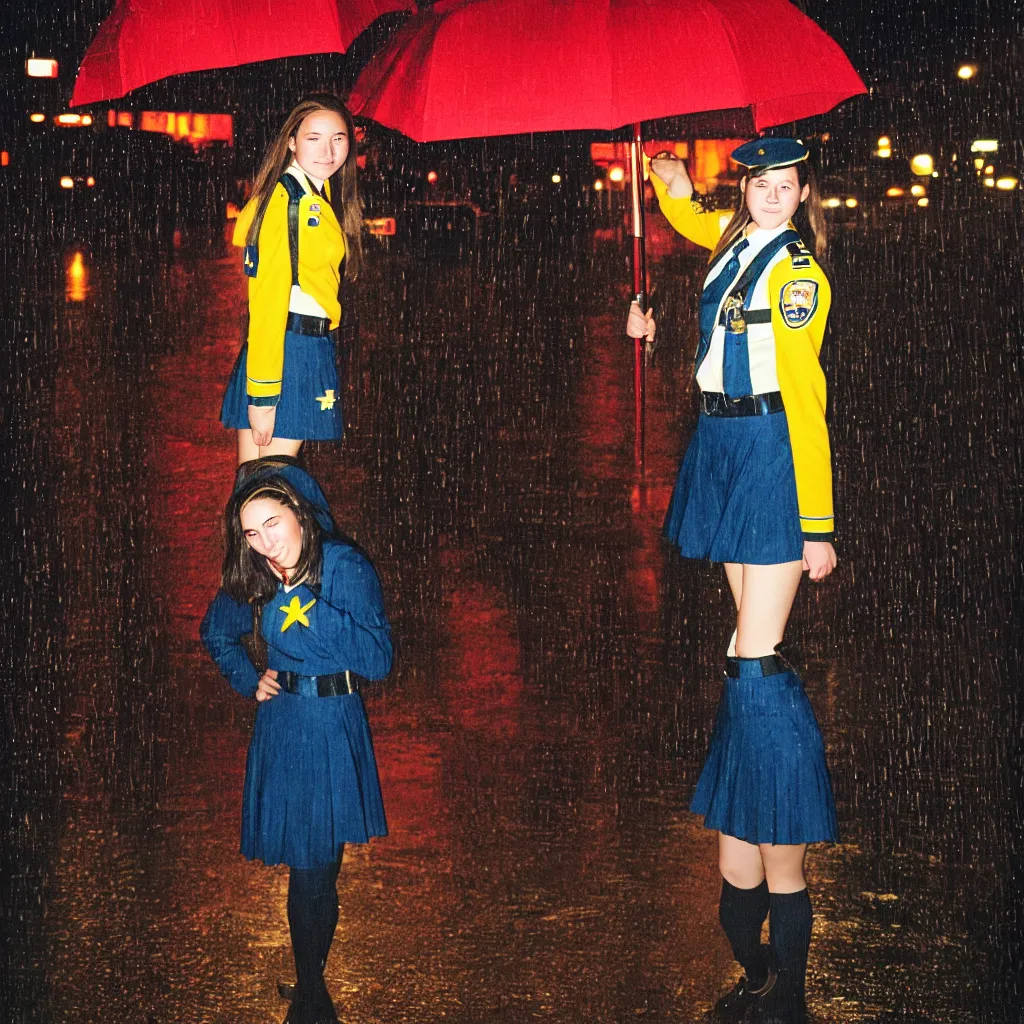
[[2, 192, 1022, 1023]]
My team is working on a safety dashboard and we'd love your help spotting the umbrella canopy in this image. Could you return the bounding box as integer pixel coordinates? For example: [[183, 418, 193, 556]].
[[349, 0, 866, 141], [348, 0, 865, 471], [71, 0, 415, 107]]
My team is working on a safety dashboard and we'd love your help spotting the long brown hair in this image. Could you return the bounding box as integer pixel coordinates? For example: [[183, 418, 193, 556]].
[[709, 160, 828, 265], [245, 95, 363, 279], [221, 472, 328, 607]]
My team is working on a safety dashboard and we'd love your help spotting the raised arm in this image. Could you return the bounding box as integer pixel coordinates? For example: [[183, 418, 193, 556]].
[[650, 155, 727, 252]]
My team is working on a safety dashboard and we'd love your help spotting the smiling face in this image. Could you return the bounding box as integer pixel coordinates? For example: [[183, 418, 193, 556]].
[[288, 109, 350, 182], [240, 497, 303, 575], [743, 165, 810, 230]]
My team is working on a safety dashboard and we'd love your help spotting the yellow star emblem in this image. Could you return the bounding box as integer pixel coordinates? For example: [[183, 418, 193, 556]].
[[279, 595, 316, 632], [316, 389, 336, 410]]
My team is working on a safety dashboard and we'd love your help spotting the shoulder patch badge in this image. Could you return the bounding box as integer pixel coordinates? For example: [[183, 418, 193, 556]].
[[780, 279, 819, 328], [243, 245, 259, 278], [786, 240, 812, 268]]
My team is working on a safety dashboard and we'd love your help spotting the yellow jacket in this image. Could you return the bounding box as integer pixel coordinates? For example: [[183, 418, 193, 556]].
[[233, 175, 346, 402], [653, 175, 834, 539]]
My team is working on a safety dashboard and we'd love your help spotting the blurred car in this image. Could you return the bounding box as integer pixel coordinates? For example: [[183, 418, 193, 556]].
[[818, 174, 864, 227], [878, 180, 931, 210], [979, 166, 1020, 195]]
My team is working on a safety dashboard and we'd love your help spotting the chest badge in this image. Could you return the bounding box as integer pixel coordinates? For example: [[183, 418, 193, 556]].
[[780, 280, 819, 328], [307, 216, 320, 227], [722, 295, 747, 334], [243, 245, 259, 278], [279, 595, 316, 632]]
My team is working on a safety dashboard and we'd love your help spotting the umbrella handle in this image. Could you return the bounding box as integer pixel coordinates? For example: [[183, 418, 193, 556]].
[[629, 122, 648, 472]]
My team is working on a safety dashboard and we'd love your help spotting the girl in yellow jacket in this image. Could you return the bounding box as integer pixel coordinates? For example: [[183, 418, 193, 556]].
[[222, 96, 363, 464], [628, 138, 838, 1024]]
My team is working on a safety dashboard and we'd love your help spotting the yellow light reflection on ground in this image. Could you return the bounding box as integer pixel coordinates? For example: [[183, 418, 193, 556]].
[[66, 251, 89, 303]]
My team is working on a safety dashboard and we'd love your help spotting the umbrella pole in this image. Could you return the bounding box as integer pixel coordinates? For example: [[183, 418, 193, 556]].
[[629, 121, 648, 473]]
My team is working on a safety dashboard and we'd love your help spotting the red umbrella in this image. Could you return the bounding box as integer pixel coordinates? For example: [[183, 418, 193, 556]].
[[71, 0, 416, 107], [349, 0, 865, 468]]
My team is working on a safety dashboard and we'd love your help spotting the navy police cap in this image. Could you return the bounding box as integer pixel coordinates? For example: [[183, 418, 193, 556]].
[[731, 137, 809, 171]]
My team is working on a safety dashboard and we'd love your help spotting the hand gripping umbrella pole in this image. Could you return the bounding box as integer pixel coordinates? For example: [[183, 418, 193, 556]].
[[629, 122, 649, 473]]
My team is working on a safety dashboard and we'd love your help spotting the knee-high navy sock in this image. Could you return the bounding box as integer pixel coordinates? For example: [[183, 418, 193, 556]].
[[287, 857, 341, 1007], [768, 889, 812, 1000], [719, 879, 770, 987]]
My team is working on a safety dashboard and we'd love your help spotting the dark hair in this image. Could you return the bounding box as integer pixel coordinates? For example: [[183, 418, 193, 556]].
[[221, 470, 327, 607], [709, 159, 828, 264], [245, 95, 363, 280]]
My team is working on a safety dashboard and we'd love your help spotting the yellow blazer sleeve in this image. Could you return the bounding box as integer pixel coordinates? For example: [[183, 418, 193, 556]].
[[237, 186, 291, 403], [770, 259, 834, 539], [651, 173, 727, 252]]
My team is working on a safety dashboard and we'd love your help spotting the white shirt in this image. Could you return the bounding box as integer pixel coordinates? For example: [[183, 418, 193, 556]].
[[696, 223, 793, 395]]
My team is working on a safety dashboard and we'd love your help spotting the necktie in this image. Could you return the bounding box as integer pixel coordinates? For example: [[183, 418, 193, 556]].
[[697, 238, 749, 377]]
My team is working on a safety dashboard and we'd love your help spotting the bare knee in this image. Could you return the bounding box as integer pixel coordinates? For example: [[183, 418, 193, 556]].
[[759, 843, 806, 892], [719, 834, 765, 889]]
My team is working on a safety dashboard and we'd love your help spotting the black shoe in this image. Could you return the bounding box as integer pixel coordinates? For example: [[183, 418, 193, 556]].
[[282, 978, 338, 1024], [746, 970, 806, 1024], [277, 980, 296, 1002], [714, 969, 776, 1022]]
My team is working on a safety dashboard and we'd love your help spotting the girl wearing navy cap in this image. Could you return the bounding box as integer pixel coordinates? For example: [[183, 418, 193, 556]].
[[221, 97, 363, 465], [628, 138, 838, 1023], [201, 458, 391, 1024]]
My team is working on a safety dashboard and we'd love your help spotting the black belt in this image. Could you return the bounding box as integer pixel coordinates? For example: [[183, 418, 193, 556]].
[[700, 391, 784, 417], [278, 670, 364, 696], [725, 654, 789, 678], [286, 312, 333, 336]]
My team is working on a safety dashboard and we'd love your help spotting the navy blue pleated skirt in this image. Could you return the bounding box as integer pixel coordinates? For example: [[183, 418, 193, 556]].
[[664, 409, 803, 564], [220, 329, 343, 441], [241, 689, 387, 869], [691, 663, 838, 846]]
